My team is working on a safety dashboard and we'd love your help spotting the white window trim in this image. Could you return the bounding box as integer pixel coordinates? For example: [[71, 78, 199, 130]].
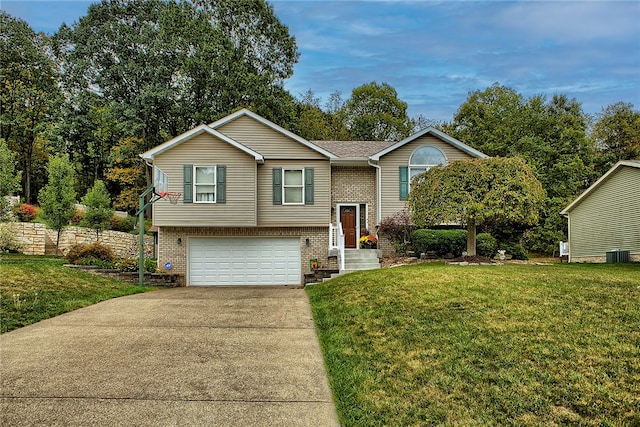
[[194, 165, 217, 204], [408, 146, 447, 191], [282, 168, 305, 205]]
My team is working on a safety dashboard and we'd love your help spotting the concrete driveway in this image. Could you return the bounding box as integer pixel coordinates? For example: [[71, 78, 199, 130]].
[[0, 287, 340, 426]]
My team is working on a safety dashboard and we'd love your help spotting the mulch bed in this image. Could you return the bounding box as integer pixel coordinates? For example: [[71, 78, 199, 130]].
[[450, 255, 496, 263]]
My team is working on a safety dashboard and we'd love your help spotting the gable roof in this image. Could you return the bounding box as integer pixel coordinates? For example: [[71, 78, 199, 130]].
[[209, 109, 336, 159], [561, 160, 640, 215], [140, 124, 264, 163], [311, 140, 395, 159], [369, 127, 488, 161]]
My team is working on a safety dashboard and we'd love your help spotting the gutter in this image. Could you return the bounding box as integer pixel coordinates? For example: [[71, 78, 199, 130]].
[[368, 160, 382, 227]]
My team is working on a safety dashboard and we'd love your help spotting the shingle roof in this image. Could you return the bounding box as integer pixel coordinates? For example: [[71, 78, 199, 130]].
[[311, 140, 396, 159]]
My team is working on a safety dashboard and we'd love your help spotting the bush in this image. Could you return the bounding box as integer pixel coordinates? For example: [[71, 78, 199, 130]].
[[113, 258, 156, 272], [411, 229, 467, 258], [71, 210, 84, 225], [66, 242, 115, 264], [77, 257, 114, 268], [109, 215, 135, 232], [500, 242, 529, 260], [12, 203, 38, 222], [476, 233, 498, 258], [0, 222, 23, 252], [378, 209, 415, 243]]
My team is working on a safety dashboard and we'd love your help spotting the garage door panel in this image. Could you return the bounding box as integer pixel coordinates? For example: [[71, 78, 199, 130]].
[[189, 237, 301, 286]]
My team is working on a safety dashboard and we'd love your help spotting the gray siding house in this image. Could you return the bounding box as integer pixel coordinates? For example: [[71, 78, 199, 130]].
[[561, 160, 640, 263]]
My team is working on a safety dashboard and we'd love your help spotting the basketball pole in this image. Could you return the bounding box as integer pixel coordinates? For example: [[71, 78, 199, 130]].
[[135, 185, 161, 286]]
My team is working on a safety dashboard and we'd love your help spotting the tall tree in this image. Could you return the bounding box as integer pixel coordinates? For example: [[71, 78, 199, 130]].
[[341, 82, 413, 141], [38, 154, 77, 255], [445, 84, 597, 254], [408, 157, 544, 256], [0, 138, 22, 221], [55, 0, 299, 152], [1, 12, 60, 203], [80, 180, 114, 241], [592, 102, 640, 166], [105, 137, 148, 214]]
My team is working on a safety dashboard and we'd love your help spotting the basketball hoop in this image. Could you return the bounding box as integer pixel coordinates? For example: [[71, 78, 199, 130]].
[[162, 191, 182, 205]]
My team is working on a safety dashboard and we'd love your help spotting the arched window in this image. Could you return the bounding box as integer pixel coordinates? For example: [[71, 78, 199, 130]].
[[409, 146, 447, 182]]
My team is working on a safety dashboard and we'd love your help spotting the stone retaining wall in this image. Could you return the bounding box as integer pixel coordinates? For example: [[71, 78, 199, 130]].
[[6, 222, 154, 259]]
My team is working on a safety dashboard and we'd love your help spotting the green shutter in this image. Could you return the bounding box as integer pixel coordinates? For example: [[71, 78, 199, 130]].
[[399, 166, 408, 201], [304, 168, 314, 205], [272, 168, 282, 205], [217, 165, 226, 204], [183, 164, 193, 203]]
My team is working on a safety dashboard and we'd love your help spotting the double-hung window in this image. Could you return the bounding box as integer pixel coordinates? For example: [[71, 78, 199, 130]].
[[194, 166, 216, 203], [283, 169, 304, 204]]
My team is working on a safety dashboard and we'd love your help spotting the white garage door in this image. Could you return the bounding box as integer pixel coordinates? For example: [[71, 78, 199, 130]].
[[189, 237, 301, 286]]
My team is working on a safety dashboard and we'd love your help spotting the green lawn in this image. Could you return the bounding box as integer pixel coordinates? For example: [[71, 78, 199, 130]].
[[0, 254, 156, 333], [307, 262, 640, 426]]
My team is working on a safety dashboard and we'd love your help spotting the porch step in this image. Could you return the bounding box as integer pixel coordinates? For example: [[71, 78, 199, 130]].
[[325, 249, 381, 280]]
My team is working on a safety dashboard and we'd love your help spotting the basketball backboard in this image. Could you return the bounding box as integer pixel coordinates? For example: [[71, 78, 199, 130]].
[[154, 166, 169, 195]]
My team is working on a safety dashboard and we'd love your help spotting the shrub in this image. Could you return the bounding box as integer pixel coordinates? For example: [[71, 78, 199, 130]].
[[71, 210, 84, 225], [66, 242, 115, 264], [0, 222, 23, 252], [113, 258, 157, 272], [500, 242, 529, 260], [109, 215, 135, 232], [12, 203, 38, 222], [476, 233, 498, 258], [77, 257, 114, 268], [378, 209, 415, 244], [411, 229, 466, 257]]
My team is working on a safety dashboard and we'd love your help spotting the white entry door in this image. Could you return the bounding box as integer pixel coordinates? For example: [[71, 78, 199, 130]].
[[189, 237, 301, 285]]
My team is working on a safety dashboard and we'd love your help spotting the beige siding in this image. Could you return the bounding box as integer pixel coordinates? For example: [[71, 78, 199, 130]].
[[569, 166, 640, 258], [217, 115, 326, 159], [378, 136, 474, 218], [257, 160, 331, 226], [153, 133, 257, 227]]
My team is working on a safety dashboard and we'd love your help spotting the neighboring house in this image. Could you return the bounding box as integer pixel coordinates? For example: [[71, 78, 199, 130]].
[[560, 160, 640, 263], [140, 109, 487, 286]]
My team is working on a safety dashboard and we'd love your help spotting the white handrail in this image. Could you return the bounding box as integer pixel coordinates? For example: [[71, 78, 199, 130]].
[[338, 222, 345, 271]]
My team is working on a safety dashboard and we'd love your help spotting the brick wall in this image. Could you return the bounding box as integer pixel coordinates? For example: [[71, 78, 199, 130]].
[[158, 226, 337, 280], [5, 222, 154, 258], [331, 166, 377, 230]]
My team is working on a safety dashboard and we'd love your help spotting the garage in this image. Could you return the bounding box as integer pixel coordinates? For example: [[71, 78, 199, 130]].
[[189, 237, 301, 285]]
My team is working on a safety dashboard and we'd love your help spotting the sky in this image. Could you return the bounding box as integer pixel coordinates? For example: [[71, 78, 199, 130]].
[[2, 0, 639, 122]]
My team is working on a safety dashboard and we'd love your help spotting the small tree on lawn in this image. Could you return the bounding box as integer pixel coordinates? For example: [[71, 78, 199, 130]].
[[407, 157, 544, 256], [80, 180, 114, 241], [0, 138, 22, 221], [38, 154, 77, 255]]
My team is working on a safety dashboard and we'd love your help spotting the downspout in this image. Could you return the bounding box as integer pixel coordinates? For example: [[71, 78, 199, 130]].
[[368, 159, 382, 229]]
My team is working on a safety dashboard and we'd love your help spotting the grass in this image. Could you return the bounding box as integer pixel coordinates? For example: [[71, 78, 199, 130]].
[[306, 261, 640, 426], [0, 254, 157, 333]]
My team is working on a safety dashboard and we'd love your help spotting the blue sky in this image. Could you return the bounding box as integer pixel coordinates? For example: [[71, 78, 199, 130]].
[[3, 0, 639, 122]]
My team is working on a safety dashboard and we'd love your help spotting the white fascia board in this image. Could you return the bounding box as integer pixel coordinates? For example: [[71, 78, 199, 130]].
[[209, 108, 336, 159], [139, 124, 264, 163], [560, 160, 640, 214], [369, 127, 488, 161]]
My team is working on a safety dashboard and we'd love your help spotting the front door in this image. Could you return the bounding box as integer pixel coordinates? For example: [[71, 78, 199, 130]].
[[340, 206, 357, 248]]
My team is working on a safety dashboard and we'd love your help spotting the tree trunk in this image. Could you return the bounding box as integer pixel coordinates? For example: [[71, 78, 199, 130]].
[[466, 219, 477, 256]]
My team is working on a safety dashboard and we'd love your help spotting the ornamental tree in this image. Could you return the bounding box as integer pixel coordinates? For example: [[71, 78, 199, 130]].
[[38, 154, 77, 255], [80, 180, 114, 241], [407, 157, 544, 256]]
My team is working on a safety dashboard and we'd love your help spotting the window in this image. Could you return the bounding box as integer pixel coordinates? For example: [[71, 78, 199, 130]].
[[194, 166, 216, 203], [409, 146, 446, 185], [283, 169, 304, 204]]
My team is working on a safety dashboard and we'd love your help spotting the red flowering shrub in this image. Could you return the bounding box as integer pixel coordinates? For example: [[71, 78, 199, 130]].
[[12, 203, 38, 222]]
